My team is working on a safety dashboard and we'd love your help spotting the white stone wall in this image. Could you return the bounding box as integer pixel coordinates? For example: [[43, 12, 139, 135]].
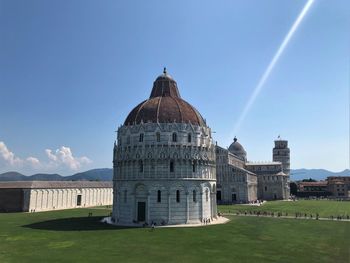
[[114, 123, 216, 181], [246, 163, 291, 200], [113, 180, 216, 225], [256, 174, 286, 200], [28, 188, 113, 212], [112, 122, 217, 225], [215, 146, 257, 203]]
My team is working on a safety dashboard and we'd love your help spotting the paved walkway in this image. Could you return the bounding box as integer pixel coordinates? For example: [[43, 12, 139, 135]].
[[239, 201, 266, 206], [222, 213, 350, 222], [157, 216, 230, 228], [102, 216, 230, 228]]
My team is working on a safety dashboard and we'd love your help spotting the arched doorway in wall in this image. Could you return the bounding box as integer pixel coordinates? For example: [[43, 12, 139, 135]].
[[231, 187, 237, 203], [232, 193, 237, 202], [135, 184, 148, 222], [216, 184, 222, 203]]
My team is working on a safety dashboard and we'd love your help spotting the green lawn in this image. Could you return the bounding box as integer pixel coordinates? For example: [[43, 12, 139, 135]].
[[219, 200, 350, 218], [0, 202, 349, 263]]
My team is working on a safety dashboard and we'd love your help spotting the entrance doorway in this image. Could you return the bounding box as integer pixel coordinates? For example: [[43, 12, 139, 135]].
[[232, 193, 237, 202], [76, 195, 82, 206], [137, 202, 146, 222], [217, 191, 222, 202]]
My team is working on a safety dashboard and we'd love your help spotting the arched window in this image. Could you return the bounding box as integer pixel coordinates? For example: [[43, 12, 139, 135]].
[[156, 132, 160, 142], [265, 186, 267, 191], [139, 133, 144, 142], [176, 190, 180, 203], [193, 190, 197, 202], [157, 190, 161, 203], [139, 160, 143, 173], [170, 161, 174, 173], [192, 161, 196, 173], [187, 133, 192, 143], [124, 190, 127, 203], [127, 136, 130, 144], [172, 133, 177, 142], [206, 189, 209, 202]]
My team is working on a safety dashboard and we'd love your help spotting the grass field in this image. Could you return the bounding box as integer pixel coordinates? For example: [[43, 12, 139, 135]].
[[219, 200, 350, 218], [0, 201, 349, 263]]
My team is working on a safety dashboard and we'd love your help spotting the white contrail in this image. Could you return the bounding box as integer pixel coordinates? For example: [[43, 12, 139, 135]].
[[232, 0, 315, 136]]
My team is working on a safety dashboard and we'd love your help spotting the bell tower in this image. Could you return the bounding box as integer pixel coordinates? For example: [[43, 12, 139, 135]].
[[272, 136, 290, 176]]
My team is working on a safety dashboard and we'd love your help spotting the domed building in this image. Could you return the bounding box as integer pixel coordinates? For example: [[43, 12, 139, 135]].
[[112, 69, 217, 225], [228, 137, 247, 162], [216, 136, 290, 204]]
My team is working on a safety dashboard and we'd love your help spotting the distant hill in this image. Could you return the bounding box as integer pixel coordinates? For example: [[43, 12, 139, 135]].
[[0, 168, 113, 182], [0, 172, 27, 181], [68, 168, 113, 181], [1, 168, 349, 182], [290, 169, 350, 181], [30, 173, 63, 181]]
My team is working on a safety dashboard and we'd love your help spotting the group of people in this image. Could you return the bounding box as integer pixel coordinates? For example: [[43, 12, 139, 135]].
[[330, 215, 349, 220], [202, 218, 211, 225], [248, 200, 264, 206], [232, 210, 350, 221]]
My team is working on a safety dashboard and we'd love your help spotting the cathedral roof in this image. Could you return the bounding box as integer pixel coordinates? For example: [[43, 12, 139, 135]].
[[228, 137, 247, 159], [124, 68, 206, 126]]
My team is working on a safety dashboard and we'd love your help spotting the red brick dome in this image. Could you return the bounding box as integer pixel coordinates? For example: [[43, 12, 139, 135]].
[[124, 69, 206, 126]]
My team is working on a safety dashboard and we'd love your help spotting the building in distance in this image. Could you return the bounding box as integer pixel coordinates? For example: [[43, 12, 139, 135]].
[[216, 137, 290, 204]]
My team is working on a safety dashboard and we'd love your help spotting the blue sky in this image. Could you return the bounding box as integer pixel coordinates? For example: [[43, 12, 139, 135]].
[[0, 0, 349, 175]]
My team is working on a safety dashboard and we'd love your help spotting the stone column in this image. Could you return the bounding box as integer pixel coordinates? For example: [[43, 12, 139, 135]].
[[186, 191, 189, 223], [116, 191, 120, 222], [131, 191, 136, 223], [147, 192, 151, 224], [211, 192, 217, 219], [167, 192, 171, 224], [200, 191, 204, 222]]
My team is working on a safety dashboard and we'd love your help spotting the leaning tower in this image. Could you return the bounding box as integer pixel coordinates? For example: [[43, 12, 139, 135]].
[[272, 137, 290, 176]]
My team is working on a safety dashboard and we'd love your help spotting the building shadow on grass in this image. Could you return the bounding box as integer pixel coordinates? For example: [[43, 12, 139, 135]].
[[22, 216, 134, 231]]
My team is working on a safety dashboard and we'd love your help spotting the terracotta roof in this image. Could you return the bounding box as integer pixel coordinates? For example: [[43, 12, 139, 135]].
[[124, 69, 206, 126], [330, 181, 346, 185], [298, 181, 328, 186], [0, 181, 113, 189]]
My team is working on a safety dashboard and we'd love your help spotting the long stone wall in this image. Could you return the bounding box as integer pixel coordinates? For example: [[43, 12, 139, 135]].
[[27, 187, 113, 212]]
